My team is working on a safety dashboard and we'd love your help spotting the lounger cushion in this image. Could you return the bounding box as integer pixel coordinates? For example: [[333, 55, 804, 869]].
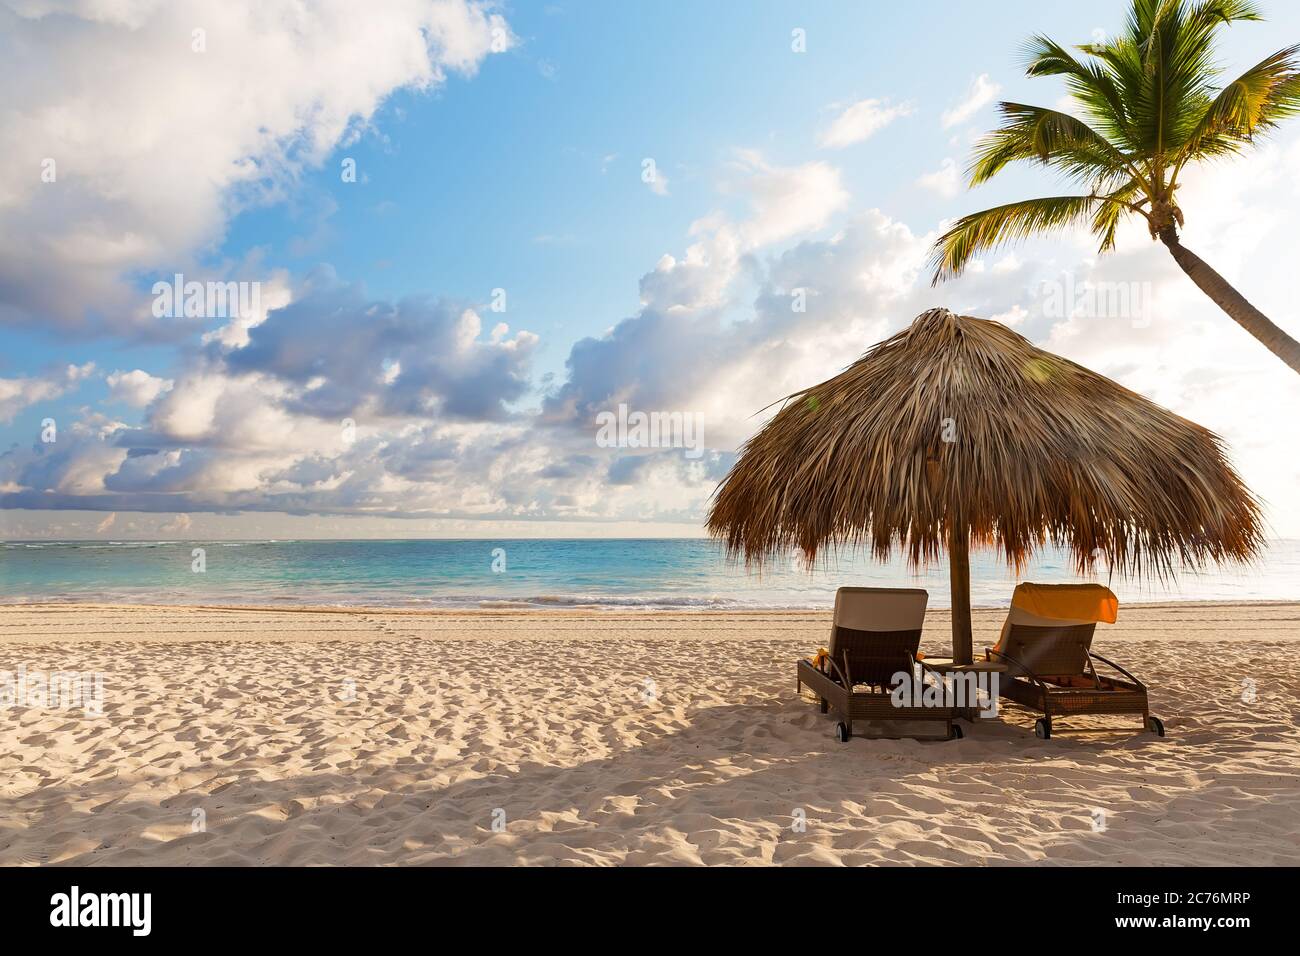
[[823, 587, 929, 688], [993, 583, 1118, 651], [1011, 582, 1118, 623], [832, 587, 928, 633]]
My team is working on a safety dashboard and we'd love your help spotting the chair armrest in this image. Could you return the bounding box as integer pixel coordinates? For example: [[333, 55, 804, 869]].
[[915, 655, 942, 683], [1085, 650, 1147, 692], [987, 647, 1050, 694], [839, 651, 854, 689], [802, 654, 851, 689]]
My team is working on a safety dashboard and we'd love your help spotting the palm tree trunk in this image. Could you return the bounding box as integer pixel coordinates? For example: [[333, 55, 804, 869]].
[[1159, 228, 1300, 374], [948, 523, 973, 665]]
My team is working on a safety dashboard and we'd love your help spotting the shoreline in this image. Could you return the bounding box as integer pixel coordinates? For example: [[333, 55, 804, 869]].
[[2, 599, 1296, 646], [3, 596, 1295, 615]]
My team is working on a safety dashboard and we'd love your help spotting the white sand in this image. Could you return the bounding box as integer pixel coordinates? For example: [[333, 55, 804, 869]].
[[1, 601, 1297, 865]]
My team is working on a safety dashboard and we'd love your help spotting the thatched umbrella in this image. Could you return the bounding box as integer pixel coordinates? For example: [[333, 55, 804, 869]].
[[707, 308, 1263, 663]]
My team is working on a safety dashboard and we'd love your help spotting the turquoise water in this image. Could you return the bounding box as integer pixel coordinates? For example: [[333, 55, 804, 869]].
[[2, 538, 1296, 609]]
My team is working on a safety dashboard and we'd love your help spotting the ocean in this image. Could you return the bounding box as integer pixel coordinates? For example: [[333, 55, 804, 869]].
[[2, 538, 1297, 609]]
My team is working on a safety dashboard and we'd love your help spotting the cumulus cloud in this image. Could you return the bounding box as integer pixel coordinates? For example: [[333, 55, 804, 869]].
[[817, 97, 913, 149], [10, 412, 128, 496], [222, 271, 538, 422], [1, 152, 863, 524], [158, 513, 192, 534], [726, 150, 850, 249], [0, 268, 545, 519], [0, 0, 513, 333], [542, 207, 934, 455], [941, 73, 1001, 129], [201, 271, 294, 350], [106, 369, 173, 408], [0, 362, 94, 423], [916, 157, 962, 197], [6, 119, 1300, 536]]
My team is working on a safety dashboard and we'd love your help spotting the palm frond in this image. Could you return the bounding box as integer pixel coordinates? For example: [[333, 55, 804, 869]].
[[1152, 1, 1264, 148], [1186, 0, 1262, 30], [1093, 180, 1147, 251], [1023, 35, 1136, 145], [1175, 44, 1300, 165], [968, 103, 1139, 189], [1084, 33, 1150, 146], [933, 0, 1298, 281], [930, 196, 1110, 283]]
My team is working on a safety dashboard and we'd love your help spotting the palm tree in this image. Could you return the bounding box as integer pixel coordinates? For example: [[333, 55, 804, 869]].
[[930, 0, 1300, 373]]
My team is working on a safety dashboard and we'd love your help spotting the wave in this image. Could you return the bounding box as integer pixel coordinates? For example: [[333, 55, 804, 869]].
[[1, 539, 288, 548], [0, 591, 824, 611], [440, 593, 764, 610]]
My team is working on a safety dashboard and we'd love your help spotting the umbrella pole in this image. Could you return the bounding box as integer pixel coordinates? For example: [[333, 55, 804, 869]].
[[949, 525, 973, 664]]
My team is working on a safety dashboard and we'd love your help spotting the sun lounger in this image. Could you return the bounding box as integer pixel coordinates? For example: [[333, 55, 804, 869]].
[[796, 586, 963, 741], [987, 583, 1164, 739]]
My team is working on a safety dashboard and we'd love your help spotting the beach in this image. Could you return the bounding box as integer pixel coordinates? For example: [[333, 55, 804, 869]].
[[2, 600, 1297, 866]]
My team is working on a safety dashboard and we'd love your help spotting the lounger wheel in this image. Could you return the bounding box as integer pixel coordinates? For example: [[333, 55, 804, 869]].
[[949, 724, 964, 740], [1033, 718, 1052, 739], [834, 721, 851, 743], [1145, 715, 1165, 736]]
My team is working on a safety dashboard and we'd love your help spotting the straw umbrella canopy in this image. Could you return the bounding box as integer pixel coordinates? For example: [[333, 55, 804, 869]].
[[707, 308, 1263, 663]]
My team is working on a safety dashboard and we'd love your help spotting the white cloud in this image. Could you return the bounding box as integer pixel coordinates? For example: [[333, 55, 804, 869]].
[[6, 122, 1300, 537], [0, 362, 94, 423], [159, 513, 192, 534], [644, 166, 670, 197], [635, 152, 850, 315], [106, 369, 174, 408], [817, 97, 913, 149], [989, 304, 1028, 327], [545, 207, 936, 458], [201, 271, 294, 350], [0, 0, 512, 333], [941, 73, 1001, 129], [727, 150, 850, 248], [916, 157, 962, 197]]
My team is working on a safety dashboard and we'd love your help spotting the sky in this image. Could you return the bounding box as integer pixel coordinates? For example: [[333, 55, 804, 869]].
[[2, 0, 1299, 541]]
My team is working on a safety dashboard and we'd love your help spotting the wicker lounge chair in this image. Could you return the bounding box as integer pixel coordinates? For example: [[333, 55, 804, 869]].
[[987, 583, 1164, 739], [796, 587, 963, 741]]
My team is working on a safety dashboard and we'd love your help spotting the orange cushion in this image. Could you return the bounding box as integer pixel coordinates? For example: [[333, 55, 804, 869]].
[[1011, 583, 1118, 624]]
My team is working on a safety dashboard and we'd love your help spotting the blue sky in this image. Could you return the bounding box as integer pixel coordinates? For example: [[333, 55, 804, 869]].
[[2, 0, 1299, 539]]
